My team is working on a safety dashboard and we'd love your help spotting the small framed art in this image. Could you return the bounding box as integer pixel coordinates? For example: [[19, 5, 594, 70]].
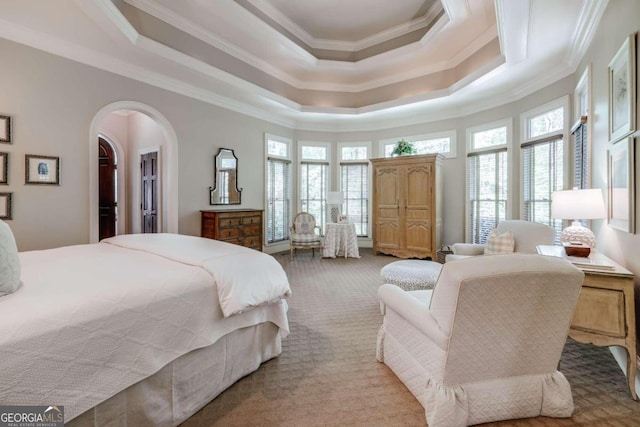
[[607, 137, 635, 233], [0, 152, 7, 184], [608, 34, 636, 141], [0, 115, 10, 143], [25, 154, 60, 185], [0, 192, 12, 220]]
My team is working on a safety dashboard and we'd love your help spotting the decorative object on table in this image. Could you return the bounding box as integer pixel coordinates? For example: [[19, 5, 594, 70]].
[[551, 188, 606, 251], [0, 115, 10, 143], [391, 139, 415, 156], [337, 214, 348, 224], [561, 241, 591, 257], [0, 152, 7, 184], [0, 192, 12, 220], [607, 137, 635, 233], [608, 33, 636, 142], [210, 147, 241, 205], [326, 191, 344, 223], [25, 154, 59, 185]]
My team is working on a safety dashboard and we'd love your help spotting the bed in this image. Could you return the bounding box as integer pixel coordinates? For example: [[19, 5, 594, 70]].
[[0, 231, 291, 426]]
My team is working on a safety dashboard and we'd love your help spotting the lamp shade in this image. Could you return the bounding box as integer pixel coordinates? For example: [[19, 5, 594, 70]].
[[551, 189, 606, 220], [327, 191, 344, 205]]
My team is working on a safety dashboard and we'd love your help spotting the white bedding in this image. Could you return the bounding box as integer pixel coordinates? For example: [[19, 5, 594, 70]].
[[0, 234, 290, 421]]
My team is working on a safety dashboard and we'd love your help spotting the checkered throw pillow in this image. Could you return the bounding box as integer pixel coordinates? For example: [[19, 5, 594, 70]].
[[484, 229, 515, 255]]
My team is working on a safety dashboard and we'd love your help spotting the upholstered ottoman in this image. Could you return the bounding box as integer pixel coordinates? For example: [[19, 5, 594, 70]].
[[379, 260, 442, 291]]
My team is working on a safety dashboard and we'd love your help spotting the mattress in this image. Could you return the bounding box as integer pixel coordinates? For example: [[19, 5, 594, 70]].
[[0, 234, 290, 422]]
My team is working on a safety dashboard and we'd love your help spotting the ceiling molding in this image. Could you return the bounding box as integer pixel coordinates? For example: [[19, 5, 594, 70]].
[[568, 0, 609, 68], [243, 0, 444, 52], [495, 0, 529, 63]]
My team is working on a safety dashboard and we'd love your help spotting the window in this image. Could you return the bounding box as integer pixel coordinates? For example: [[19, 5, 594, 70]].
[[573, 67, 590, 189], [466, 120, 510, 243], [380, 131, 456, 158], [338, 143, 370, 236], [299, 142, 330, 230], [265, 135, 291, 244], [520, 97, 569, 240], [521, 137, 564, 236]]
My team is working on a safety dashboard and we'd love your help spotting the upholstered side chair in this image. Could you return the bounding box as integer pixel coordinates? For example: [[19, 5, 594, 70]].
[[447, 220, 555, 262], [289, 212, 323, 260], [377, 254, 584, 427]]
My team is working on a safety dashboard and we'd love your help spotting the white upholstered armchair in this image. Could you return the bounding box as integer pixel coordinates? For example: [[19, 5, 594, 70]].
[[377, 254, 584, 426], [447, 220, 555, 262]]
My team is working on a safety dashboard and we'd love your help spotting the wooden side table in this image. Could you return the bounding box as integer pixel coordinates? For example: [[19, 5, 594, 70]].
[[537, 245, 637, 400]]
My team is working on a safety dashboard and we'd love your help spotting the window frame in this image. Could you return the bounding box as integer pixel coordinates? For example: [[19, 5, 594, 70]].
[[465, 118, 513, 243], [337, 141, 371, 237], [519, 96, 570, 241], [298, 141, 332, 230], [264, 133, 292, 246], [379, 130, 457, 158]]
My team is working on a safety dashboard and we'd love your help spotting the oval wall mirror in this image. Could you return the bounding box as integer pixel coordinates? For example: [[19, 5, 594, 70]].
[[210, 148, 242, 205]]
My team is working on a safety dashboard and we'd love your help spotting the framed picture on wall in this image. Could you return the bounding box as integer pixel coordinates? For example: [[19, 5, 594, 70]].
[[0, 115, 10, 143], [0, 152, 7, 184], [25, 154, 60, 185], [607, 137, 635, 233], [608, 33, 636, 142], [0, 192, 12, 220]]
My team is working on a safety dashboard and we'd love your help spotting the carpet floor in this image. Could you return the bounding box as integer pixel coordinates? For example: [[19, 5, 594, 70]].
[[182, 249, 640, 426]]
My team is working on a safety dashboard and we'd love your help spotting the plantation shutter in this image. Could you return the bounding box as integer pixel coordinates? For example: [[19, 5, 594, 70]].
[[340, 162, 369, 236], [521, 133, 564, 240], [266, 157, 290, 243], [467, 148, 508, 243], [572, 116, 588, 189]]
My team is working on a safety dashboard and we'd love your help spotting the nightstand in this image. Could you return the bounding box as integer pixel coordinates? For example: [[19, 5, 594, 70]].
[[537, 245, 637, 400]]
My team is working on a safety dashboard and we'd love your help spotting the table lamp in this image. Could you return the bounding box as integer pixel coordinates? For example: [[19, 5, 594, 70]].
[[551, 188, 606, 254], [327, 191, 344, 223]]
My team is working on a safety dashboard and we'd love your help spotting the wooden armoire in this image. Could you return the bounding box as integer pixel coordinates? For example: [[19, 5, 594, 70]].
[[370, 154, 443, 259]]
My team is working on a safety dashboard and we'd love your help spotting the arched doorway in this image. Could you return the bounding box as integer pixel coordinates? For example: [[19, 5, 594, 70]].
[[98, 137, 117, 240], [89, 101, 179, 243]]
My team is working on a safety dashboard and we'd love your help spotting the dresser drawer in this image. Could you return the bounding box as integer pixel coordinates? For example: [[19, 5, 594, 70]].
[[243, 225, 262, 236], [242, 215, 261, 225], [242, 235, 262, 249], [219, 217, 241, 227], [218, 228, 240, 239], [571, 287, 625, 338]]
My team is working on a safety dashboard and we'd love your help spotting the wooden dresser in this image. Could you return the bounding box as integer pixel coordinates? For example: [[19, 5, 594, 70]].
[[370, 154, 443, 260], [200, 209, 263, 251]]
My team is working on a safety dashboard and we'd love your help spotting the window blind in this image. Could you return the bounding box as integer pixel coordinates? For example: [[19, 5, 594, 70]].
[[266, 157, 290, 243], [340, 162, 369, 236], [300, 162, 328, 230], [521, 134, 564, 241], [572, 116, 588, 189], [467, 149, 508, 243]]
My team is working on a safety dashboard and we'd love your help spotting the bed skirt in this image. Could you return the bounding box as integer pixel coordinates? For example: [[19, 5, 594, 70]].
[[68, 322, 282, 426]]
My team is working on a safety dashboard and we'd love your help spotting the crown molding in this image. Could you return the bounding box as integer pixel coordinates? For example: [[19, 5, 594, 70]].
[[245, 0, 444, 52], [568, 0, 608, 68]]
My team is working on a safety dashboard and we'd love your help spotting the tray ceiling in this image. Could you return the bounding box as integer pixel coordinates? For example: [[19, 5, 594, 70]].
[[0, 0, 607, 130]]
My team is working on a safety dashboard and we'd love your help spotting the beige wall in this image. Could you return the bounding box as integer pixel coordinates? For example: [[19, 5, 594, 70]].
[[576, 0, 640, 362], [0, 37, 292, 251]]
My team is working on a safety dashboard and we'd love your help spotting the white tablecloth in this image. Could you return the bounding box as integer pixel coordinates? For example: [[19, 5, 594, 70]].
[[323, 223, 360, 258]]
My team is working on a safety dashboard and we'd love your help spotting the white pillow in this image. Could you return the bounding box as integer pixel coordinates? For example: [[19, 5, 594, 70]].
[[484, 229, 515, 255], [0, 220, 22, 296]]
